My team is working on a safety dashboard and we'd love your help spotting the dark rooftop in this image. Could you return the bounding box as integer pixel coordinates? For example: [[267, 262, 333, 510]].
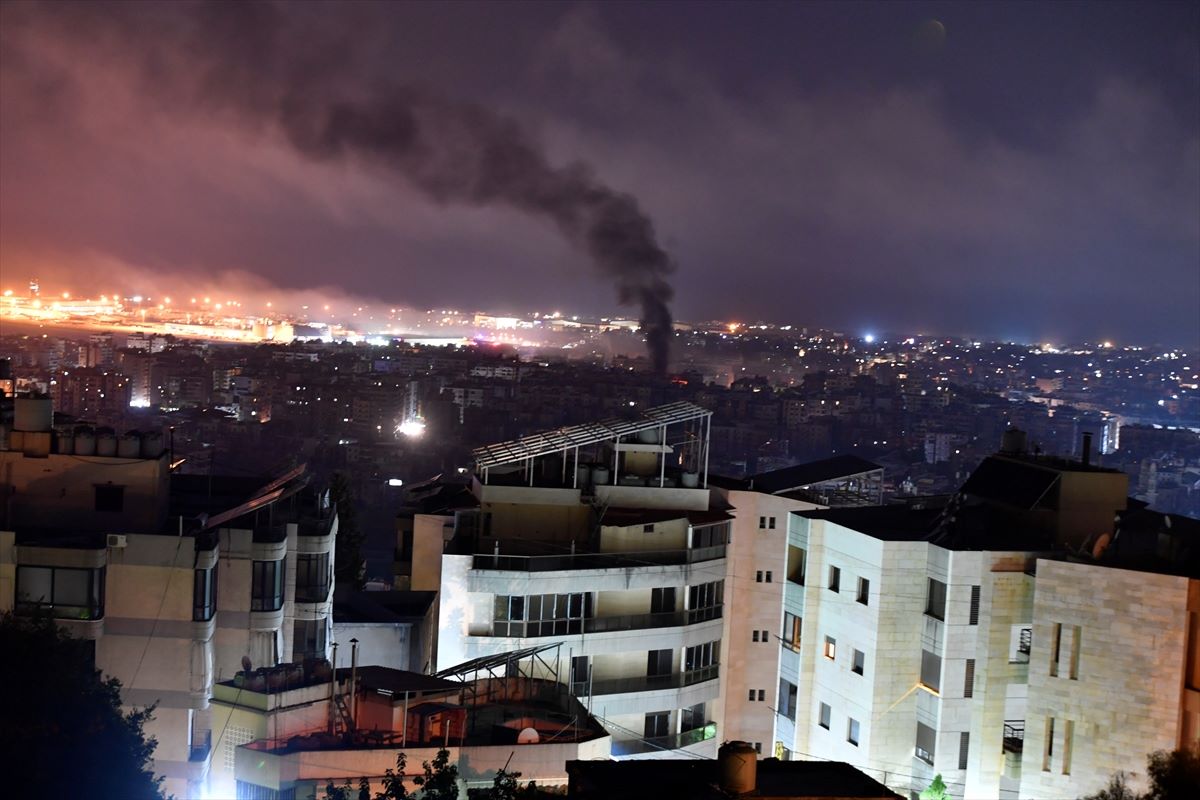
[[340, 666, 460, 697], [749, 455, 882, 495], [566, 757, 902, 800], [333, 588, 436, 624], [960, 454, 1122, 510]]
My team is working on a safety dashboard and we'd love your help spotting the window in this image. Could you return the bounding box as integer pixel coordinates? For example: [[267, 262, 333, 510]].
[[828, 566, 841, 593], [1068, 625, 1081, 680], [915, 722, 936, 765], [749, 689, 757, 701], [852, 649, 865, 676], [292, 618, 327, 660], [761, 629, 769, 642], [959, 732, 970, 770], [193, 565, 217, 621], [925, 578, 947, 621], [251, 559, 284, 612], [493, 592, 589, 636], [782, 613, 802, 652], [752, 630, 760, 642], [818, 702, 831, 730], [681, 703, 706, 732], [643, 523, 655, 533], [756, 570, 764, 582], [920, 650, 942, 692], [684, 640, 719, 681], [1050, 622, 1062, 677], [765, 570, 773, 583], [758, 689, 765, 701], [788, 546, 806, 585], [16, 565, 105, 620], [94, 484, 124, 512], [969, 585, 981, 625], [647, 648, 672, 677], [856, 577, 870, 605], [1043, 717, 1055, 771], [823, 635, 836, 660], [759, 516, 766, 529], [295, 552, 330, 603], [644, 712, 670, 739], [964, 659, 975, 698], [847, 718, 860, 746], [754, 742, 762, 754], [1062, 720, 1074, 775], [687, 580, 723, 622], [691, 521, 729, 548], [779, 679, 798, 720], [651, 587, 675, 614]]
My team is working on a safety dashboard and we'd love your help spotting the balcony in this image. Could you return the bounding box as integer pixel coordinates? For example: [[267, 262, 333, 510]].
[[472, 545, 726, 573], [189, 730, 212, 763], [610, 722, 718, 756], [1011, 628, 1032, 664], [578, 665, 719, 698], [1003, 720, 1024, 755], [488, 607, 721, 639]]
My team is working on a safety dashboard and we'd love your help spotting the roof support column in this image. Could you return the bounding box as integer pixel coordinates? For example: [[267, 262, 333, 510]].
[[703, 414, 711, 489]]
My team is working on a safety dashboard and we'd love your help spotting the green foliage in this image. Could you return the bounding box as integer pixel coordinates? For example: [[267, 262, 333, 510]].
[[414, 748, 460, 800], [0, 611, 167, 800], [489, 765, 522, 800], [1083, 746, 1200, 800], [322, 780, 357, 800], [331, 471, 366, 589], [919, 773, 949, 800]]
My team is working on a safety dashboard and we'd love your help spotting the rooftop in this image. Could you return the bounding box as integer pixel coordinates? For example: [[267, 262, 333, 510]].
[[749, 454, 883, 495]]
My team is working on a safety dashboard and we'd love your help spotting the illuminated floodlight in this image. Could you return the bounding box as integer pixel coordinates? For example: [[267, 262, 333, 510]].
[[387, 478, 404, 487], [129, 398, 151, 408], [397, 419, 426, 438], [864, 333, 876, 344]]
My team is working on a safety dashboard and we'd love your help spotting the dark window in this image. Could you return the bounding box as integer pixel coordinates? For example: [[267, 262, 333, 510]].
[[691, 522, 729, 548], [493, 592, 588, 636], [857, 577, 870, 605], [94, 485, 124, 512], [756, 570, 763, 583], [921, 650, 942, 692], [761, 629, 769, 642], [964, 659, 976, 698], [969, 585, 981, 625], [647, 649, 672, 677], [16, 565, 105, 620], [779, 679, 798, 720], [847, 718, 860, 746], [818, 702, 831, 730], [852, 649, 865, 675], [651, 587, 675, 614], [925, 578, 947, 621], [959, 731, 970, 770], [829, 566, 841, 593], [687, 581, 723, 622], [644, 712, 670, 738], [685, 640, 719, 678], [193, 565, 217, 621], [251, 559, 284, 612], [295, 552, 330, 603], [749, 689, 756, 701], [752, 630, 760, 642], [643, 524, 655, 533], [916, 722, 936, 765], [758, 516, 767, 529], [765, 570, 773, 583], [769, 517, 776, 530], [292, 618, 327, 660], [681, 703, 706, 732], [757, 689, 765, 701]]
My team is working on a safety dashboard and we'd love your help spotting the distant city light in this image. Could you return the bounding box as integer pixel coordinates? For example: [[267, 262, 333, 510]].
[[864, 333, 876, 344], [397, 419, 426, 438], [387, 478, 404, 487]]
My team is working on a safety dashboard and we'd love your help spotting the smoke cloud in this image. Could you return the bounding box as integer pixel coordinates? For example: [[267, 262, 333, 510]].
[[5, 1, 675, 372]]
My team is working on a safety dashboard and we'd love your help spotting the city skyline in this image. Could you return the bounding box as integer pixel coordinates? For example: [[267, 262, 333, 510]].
[[1, 1, 1197, 349]]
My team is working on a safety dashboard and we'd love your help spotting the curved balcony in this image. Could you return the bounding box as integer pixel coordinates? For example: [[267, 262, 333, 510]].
[[472, 545, 726, 572], [610, 721, 718, 757], [484, 606, 722, 639]]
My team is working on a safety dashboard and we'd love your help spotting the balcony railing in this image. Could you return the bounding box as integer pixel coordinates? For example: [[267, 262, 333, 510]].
[[1011, 628, 1032, 664], [915, 745, 934, 766], [1003, 720, 1025, 755], [472, 545, 726, 572], [579, 665, 720, 697], [610, 722, 718, 756], [189, 730, 212, 762], [488, 607, 723, 639]]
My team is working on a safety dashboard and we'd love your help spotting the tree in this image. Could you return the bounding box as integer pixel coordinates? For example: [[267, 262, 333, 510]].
[[0, 612, 167, 800], [376, 752, 410, 800], [919, 774, 949, 800], [414, 748, 460, 800], [489, 765, 522, 800], [331, 471, 366, 589], [1083, 747, 1200, 800]]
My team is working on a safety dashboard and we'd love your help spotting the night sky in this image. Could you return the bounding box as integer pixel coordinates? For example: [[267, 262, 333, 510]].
[[1, 1, 1197, 346]]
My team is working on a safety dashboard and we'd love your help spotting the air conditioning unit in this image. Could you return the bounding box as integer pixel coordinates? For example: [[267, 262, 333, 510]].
[[106, 534, 127, 549]]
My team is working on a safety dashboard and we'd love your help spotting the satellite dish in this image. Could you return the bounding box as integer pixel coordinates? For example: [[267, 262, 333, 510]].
[[1092, 533, 1112, 560], [242, 655, 253, 673], [517, 727, 540, 744]]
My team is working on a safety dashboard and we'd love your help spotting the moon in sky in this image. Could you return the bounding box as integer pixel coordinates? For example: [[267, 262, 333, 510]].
[[915, 19, 947, 52]]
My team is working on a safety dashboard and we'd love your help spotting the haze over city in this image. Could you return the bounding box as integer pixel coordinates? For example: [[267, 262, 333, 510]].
[[1, 1, 1197, 348]]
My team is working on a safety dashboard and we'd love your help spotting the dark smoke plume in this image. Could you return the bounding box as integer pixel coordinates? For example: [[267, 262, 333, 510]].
[[6, 0, 675, 372]]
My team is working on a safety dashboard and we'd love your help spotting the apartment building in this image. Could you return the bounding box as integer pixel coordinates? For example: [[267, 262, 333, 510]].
[[769, 445, 1200, 799], [408, 402, 731, 758], [0, 396, 338, 800]]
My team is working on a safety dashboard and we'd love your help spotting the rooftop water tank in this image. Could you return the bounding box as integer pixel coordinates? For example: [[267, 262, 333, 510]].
[[118, 432, 141, 459], [141, 431, 164, 459], [718, 741, 757, 796], [96, 430, 117, 457], [14, 397, 52, 432], [75, 428, 96, 456]]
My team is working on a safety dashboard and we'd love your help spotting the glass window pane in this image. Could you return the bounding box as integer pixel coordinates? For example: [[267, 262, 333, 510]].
[[17, 567, 52, 604], [55, 569, 90, 606]]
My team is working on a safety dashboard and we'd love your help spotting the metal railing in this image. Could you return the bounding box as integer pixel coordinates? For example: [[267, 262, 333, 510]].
[[486, 607, 723, 639], [1011, 628, 1032, 663], [580, 665, 720, 697], [915, 745, 934, 766], [472, 544, 726, 572], [1003, 720, 1025, 755], [610, 722, 718, 756]]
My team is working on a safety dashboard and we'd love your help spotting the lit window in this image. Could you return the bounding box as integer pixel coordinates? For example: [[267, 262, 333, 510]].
[[824, 635, 836, 660]]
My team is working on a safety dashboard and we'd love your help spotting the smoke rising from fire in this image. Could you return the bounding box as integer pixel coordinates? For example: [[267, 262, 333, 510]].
[[3, 1, 676, 372]]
